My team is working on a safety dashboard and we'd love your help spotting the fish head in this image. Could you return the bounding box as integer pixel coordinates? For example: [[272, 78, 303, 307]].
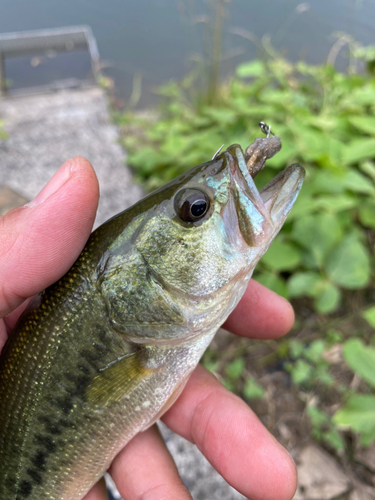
[[101, 139, 304, 341]]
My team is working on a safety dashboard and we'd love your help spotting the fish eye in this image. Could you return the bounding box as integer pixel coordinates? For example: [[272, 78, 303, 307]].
[[174, 189, 210, 223]]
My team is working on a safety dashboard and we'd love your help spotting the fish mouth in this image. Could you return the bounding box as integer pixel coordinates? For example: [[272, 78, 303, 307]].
[[259, 163, 305, 225], [225, 143, 305, 247]]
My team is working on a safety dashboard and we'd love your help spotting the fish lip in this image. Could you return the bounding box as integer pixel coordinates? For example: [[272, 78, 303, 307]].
[[259, 163, 305, 223], [226, 144, 305, 222], [223, 145, 304, 247]]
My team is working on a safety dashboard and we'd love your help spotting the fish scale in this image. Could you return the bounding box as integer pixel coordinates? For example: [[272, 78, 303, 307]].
[[0, 137, 304, 499]]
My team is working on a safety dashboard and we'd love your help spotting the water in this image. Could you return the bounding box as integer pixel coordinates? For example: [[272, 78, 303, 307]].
[[0, 0, 374, 107]]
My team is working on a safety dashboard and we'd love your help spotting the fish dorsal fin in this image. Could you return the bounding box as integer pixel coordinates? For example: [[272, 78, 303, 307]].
[[87, 351, 154, 407]]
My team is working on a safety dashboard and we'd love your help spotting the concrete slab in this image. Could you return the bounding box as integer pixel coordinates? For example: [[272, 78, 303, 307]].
[[0, 87, 142, 227]]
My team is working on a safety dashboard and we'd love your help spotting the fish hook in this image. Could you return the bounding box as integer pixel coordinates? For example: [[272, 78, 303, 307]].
[[259, 121, 275, 138], [212, 144, 224, 160]]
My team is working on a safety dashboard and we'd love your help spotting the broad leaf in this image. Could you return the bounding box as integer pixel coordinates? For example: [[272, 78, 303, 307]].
[[236, 60, 265, 78], [349, 116, 375, 136], [287, 359, 312, 385], [325, 234, 371, 289], [243, 378, 265, 400], [225, 358, 245, 380], [334, 394, 375, 446], [359, 204, 375, 229], [315, 194, 358, 213], [362, 306, 375, 329], [255, 272, 287, 298], [292, 213, 342, 266], [341, 170, 375, 195], [343, 339, 375, 388], [287, 272, 321, 298], [343, 138, 375, 166], [314, 283, 341, 314], [261, 239, 301, 272]]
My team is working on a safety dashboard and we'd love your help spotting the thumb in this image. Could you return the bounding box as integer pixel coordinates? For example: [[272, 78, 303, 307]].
[[0, 156, 99, 318]]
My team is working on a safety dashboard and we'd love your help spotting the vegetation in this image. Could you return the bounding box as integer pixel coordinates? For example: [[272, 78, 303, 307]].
[[116, 42, 375, 456], [0, 120, 6, 140]]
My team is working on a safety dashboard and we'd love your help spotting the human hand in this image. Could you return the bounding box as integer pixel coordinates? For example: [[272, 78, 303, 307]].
[[0, 157, 297, 500]]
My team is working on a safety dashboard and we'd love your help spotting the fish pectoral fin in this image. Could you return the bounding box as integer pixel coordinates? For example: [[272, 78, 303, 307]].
[[87, 351, 154, 407]]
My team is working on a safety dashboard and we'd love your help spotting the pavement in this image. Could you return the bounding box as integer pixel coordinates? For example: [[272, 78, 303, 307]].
[[0, 87, 246, 500]]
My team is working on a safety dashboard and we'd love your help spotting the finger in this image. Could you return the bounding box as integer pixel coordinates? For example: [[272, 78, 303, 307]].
[[82, 477, 109, 500], [223, 279, 295, 339], [4, 298, 31, 334], [0, 321, 7, 353], [0, 156, 99, 318], [110, 425, 192, 500], [162, 365, 297, 500]]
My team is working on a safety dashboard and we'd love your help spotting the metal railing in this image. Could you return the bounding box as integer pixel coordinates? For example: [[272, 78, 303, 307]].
[[0, 26, 100, 97]]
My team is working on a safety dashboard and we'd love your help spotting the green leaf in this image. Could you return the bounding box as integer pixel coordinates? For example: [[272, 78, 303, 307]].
[[343, 139, 375, 166], [203, 359, 218, 373], [254, 272, 287, 298], [291, 213, 342, 267], [349, 116, 375, 136], [287, 359, 313, 385], [304, 340, 325, 363], [310, 170, 346, 195], [222, 379, 235, 392], [343, 339, 375, 388], [225, 358, 245, 380], [236, 60, 265, 78], [243, 377, 265, 400], [333, 394, 375, 446], [287, 272, 321, 298], [341, 170, 375, 195], [359, 161, 375, 182], [261, 239, 301, 271], [362, 306, 375, 328], [359, 203, 375, 229], [202, 107, 237, 125], [314, 282, 341, 314], [315, 194, 358, 213], [344, 85, 375, 106], [307, 406, 345, 451], [289, 340, 304, 359], [325, 234, 371, 289]]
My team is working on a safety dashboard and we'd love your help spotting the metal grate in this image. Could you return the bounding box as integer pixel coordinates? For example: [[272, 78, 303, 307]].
[[0, 26, 100, 97]]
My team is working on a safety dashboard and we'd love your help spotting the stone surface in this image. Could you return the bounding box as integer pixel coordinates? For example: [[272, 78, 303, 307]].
[[356, 442, 375, 472], [0, 88, 142, 227], [294, 445, 350, 500], [349, 482, 375, 500]]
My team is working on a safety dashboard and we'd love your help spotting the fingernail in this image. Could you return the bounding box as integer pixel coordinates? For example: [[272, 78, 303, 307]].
[[25, 159, 75, 207]]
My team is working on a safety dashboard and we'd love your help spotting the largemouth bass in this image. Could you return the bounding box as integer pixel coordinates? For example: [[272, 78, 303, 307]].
[[0, 135, 304, 500]]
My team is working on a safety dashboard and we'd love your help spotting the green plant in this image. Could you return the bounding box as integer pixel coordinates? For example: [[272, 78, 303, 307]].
[[284, 339, 334, 387], [334, 339, 375, 446], [117, 42, 375, 451], [307, 405, 345, 451], [118, 44, 375, 317], [0, 120, 7, 140]]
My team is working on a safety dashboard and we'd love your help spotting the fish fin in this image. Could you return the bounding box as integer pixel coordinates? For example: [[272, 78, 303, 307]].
[[87, 352, 153, 407]]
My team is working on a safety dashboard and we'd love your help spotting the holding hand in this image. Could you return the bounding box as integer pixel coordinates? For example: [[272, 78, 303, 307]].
[[0, 157, 297, 500]]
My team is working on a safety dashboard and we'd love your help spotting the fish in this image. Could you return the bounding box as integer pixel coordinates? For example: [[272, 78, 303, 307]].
[[0, 134, 304, 500]]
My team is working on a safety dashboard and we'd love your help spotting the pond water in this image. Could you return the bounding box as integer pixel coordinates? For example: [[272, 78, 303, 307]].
[[0, 0, 374, 106]]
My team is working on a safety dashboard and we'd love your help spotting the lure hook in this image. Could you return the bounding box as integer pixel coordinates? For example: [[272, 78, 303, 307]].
[[259, 121, 275, 138], [212, 144, 224, 160]]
